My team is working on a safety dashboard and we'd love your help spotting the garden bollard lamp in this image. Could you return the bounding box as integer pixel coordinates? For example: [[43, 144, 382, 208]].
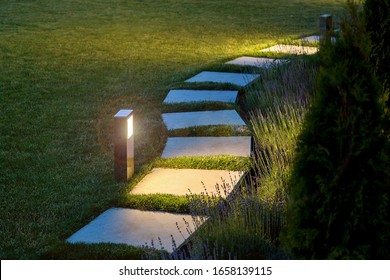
[[114, 109, 134, 182], [320, 14, 333, 44]]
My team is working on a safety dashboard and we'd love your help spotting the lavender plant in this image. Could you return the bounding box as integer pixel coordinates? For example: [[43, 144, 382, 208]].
[[167, 59, 319, 259]]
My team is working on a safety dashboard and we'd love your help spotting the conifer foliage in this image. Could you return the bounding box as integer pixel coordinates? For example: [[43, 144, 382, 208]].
[[364, 0, 390, 91], [283, 1, 390, 259]]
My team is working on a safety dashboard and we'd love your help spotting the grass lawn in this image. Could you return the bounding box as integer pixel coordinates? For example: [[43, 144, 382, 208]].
[[0, 0, 345, 259]]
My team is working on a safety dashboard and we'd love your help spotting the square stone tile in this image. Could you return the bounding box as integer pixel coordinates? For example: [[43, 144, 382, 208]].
[[162, 110, 245, 130], [260, 44, 318, 55], [161, 136, 252, 158], [185, 71, 259, 87], [163, 89, 238, 104], [226, 56, 288, 68], [301, 35, 320, 43], [67, 208, 204, 253], [301, 35, 336, 43], [131, 168, 244, 197]]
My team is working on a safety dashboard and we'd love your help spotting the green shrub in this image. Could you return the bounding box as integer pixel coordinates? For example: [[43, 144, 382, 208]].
[[364, 0, 390, 91], [364, 0, 390, 139], [283, 2, 390, 259]]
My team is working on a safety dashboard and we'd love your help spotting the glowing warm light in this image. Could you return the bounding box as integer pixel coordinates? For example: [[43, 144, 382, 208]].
[[127, 115, 133, 138]]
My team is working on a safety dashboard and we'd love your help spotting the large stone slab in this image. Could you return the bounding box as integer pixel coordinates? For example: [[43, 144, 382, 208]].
[[161, 136, 251, 158], [131, 168, 244, 197], [162, 110, 245, 130], [260, 44, 318, 55], [301, 35, 336, 43], [185, 71, 259, 87], [67, 208, 203, 253], [226, 56, 288, 68], [301, 35, 320, 43], [163, 89, 238, 104]]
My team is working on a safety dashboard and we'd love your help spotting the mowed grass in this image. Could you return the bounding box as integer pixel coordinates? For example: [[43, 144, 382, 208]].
[[0, 0, 345, 259]]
